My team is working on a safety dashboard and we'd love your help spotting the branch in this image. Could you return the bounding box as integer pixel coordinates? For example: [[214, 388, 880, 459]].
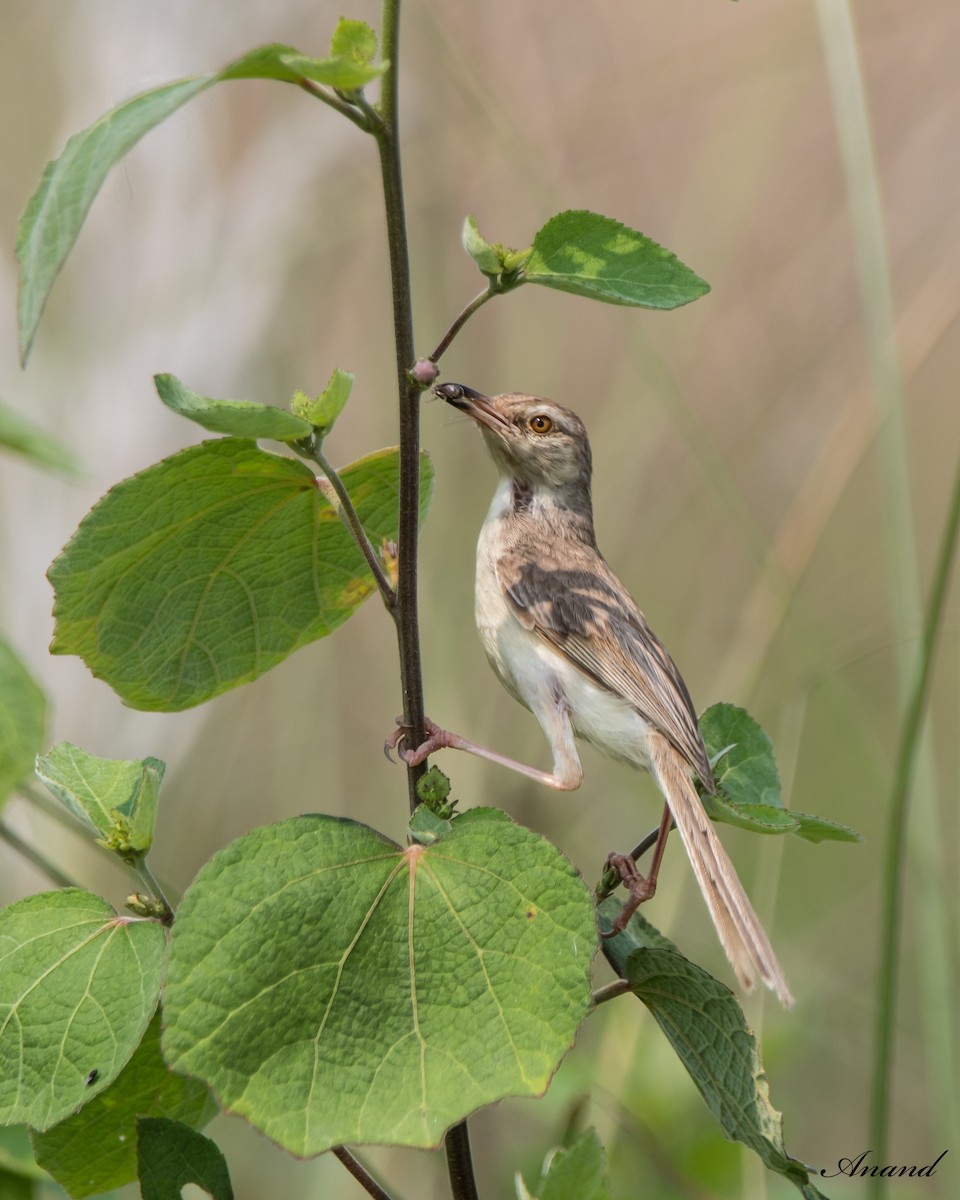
[[428, 284, 498, 364], [297, 79, 377, 133], [592, 979, 632, 1006], [444, 1122, 480, 1200], [310, 443, 397, 609], [375, 0, 428, 813], [332, 1146, 396, 1200], [130, 857, 175, 927]]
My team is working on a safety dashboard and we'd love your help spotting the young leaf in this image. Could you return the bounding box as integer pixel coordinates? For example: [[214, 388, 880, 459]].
[[600, 900, 828, 1200], [0, 890, 164, 1131], [137, 1118, 233, 1200], [0, 640, 47, 809], [700, 704, 863, 842], [34, 742, 164, 857], [32, 1012, 216, 1199], [463, 215, 505, 276], [520, 1128, 611, 1200], [155, 374, 312, 441], [523, 210, 709, 309], [290, 367, 354, 432], [16, 43, 348, 364], [162, 808, 596, 1156], [279, 22, 388, 93], [48, 440, 434, 711], [330, 18, 379, 67], [0, 401, 83, 478]]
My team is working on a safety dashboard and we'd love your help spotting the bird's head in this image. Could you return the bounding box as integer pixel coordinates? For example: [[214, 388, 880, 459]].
[[436, 383, 592, 492]]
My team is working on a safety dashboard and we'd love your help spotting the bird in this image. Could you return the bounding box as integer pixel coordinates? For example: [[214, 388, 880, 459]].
[[394, 381, 793, 1007]]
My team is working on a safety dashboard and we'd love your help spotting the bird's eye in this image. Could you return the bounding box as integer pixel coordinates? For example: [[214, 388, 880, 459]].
[[528, 414, 553, 434]]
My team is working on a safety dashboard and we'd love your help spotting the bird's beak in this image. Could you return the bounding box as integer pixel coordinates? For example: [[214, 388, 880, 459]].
[[434, 382, 510, 437]]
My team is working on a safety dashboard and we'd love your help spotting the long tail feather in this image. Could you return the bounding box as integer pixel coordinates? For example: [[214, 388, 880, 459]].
[[649, 733, 794, 1008]]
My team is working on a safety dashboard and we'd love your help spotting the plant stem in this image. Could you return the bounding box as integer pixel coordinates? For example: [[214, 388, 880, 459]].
[[131, 858, 175, 926], [298, 80, 375, 132], [868, 455, 960, 1191], [311, 443, 396, 608], [593, 979, 631, 1005], [375, 0, 428, 813], [375, 8, 481, 1198], [429, 285, 498, 364], [444, 1123, 480, 1200], [332, 1146, 396, 1200], [0, 822, 78, 889]]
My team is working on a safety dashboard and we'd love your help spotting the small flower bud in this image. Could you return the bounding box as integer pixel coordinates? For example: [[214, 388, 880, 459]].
[[409, 358, 439, 389]]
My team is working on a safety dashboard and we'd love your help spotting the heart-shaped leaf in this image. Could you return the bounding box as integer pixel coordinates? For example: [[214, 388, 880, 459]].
[[0, 890, 164, 1131], [48, 440, 433, 711], [163, 809, 596, 1155]]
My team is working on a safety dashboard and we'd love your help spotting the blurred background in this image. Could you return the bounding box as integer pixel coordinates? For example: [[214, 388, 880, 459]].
[[1, 1, 958, 1197]]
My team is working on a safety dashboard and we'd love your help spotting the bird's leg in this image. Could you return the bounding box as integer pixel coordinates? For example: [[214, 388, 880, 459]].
[[384, 711, 583, 791], [602, 802, 674, 937]]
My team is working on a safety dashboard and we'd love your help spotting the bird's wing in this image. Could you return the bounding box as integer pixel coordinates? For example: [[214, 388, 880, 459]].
[[498, 549, 714, 787]]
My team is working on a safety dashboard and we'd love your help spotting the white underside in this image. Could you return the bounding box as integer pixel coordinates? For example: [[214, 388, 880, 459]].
[[475, 479, 655, 778]]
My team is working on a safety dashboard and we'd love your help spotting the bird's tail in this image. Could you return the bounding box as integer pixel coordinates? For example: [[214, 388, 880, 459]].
[[649, 732, 794, 1008]]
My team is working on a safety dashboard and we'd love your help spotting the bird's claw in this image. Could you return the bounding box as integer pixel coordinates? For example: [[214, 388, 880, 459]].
[[383, 716, 451, 766], [600, 851, 657, 938]]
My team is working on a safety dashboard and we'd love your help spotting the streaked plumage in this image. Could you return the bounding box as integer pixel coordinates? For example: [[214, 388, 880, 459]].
[[429, 382, 793, 1007]]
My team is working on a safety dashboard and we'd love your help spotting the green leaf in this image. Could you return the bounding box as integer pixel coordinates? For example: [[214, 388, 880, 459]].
[[278, 31, 388, 92], [32, 1012, 215, 1199], [290, 368, 354, 432], [521, 1128, 611, 1200], [0, 890, 165, 1131], [700, 704, 863, 842], [34, 742, 164, 857], [0, 401, 83, 477], [17, 77, 211, 364], [700, 703, 783, 808], [701, 794, 800, 836], [330, 18, 378, 66], [48, 440, 434, 711], [138, 1118, 233, 1200], [155, 374, 312, 441], [16, 43, 332, 364], [789, 811, 863, 844], [600, 900, 828, 1200], [461, 215, 532, 279], [523, 210, 709, 309], [463, 215, 505, 275], [163, 808, 595, 1155], [0, 640, 47, 809]]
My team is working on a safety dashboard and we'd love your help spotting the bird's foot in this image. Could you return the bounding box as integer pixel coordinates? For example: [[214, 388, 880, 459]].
[[601, 851, 657, 938], [384, 716, 461, 766]]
